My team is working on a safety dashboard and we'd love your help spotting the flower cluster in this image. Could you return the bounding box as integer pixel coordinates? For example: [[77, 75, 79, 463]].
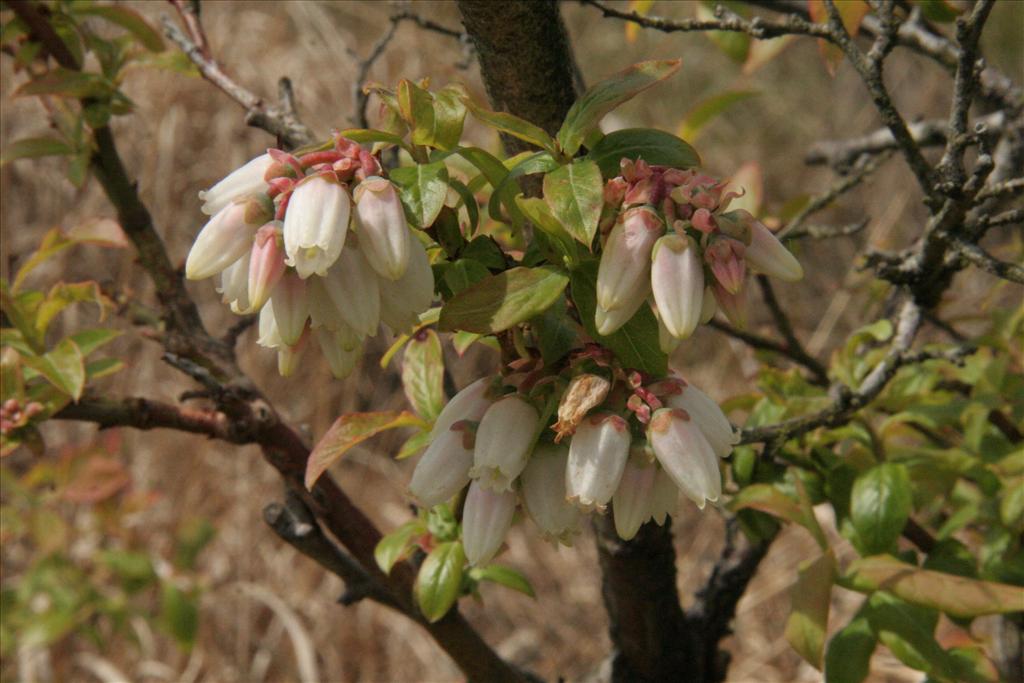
[[0, 397, 43, 435], [186, 135, 435, 377], [597, 159, 803, 351], [408, 360, 737, 566]]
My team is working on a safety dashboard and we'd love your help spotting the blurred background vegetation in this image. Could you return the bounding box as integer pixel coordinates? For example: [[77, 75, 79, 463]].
[[1, 1, 1021, 681]]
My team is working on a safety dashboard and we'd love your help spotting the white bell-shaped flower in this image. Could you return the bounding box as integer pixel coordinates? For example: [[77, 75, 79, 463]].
[[666, 384, 737, 459], [270, 271, 309, 346], [612, 451, 659, 541], [470, 395, 539, 491], [521, 443, 580, 544], [199, 152, 273, 216], [566, 413, 631, 511], [354, 177, 410, 281], [431, 377, 493, 440], [651, 233, 704, 340], [186, 197, 270, 280], [318, 242, 381, 337], [647, 408, 721, 509], [409, 423, 474, 508], [596, 206, 662, 311], [462, 479, 516, 566], [283, 175, 350, 279]]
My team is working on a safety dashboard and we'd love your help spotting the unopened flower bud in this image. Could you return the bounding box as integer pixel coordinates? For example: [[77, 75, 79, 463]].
[[283, 174, 350, 278], [651, 233, 704, 340], [594, 272, 649, 336], [354, 177, 410, 281], [705, 237, 746, 295], [217, 252, 250, 314], [318, 242, 381, 337], [270, 271, 309, 346], [248, 222, 286, 311], [650, 465, 679, 524], [667, 383, 737, 459], [648, 408, 721, 509], [712, 282, 747, 329], [432, 377, 493, 441], [596, 206, 662, 311], [186, 196, 271, 280], [462, 479, 516, 566], [566, 413, 631, 511], [613, 451, 659, 541], [316, 327, 361, 379], [700, 285, 717, 324], [521, 443, 581, 544], [199, 153, 273, 216], [379, 232, 435, 332], [471, 395, 540, 491], [409, 422, 474, 507], [745, 217, 803, 282]]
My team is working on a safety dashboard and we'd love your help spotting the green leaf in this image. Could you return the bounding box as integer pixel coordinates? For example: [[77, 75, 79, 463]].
[[531, 296, 577, 366], [375, 520, 426, 574], [334, 127, 408, 150], [35, 281, 111, 336], [439, 266, 569, 334], [390, 161, 450, 228], [678, 90, 759, 141], [862, 593, 950, 677], [99, 550, 156, 592], [174, 517, 216, 571], [21, 338, 86, 400], [588, 127, 701, 178], [0, 137, 73, 165], [557, 59, 682, 156], [543, 158, 604, 247], [915, 0, 964, 22], [515, 197, 579, 265], [160, 583, 199, 649], [844, 555, 1024, 618], [72, 5, 165, 51], [396, 428, 432, 460], [850, 463, 912, 555], [487, 151, 559, 226], [415, 541, 466, 622], [568, 259, 666, 375], [1, 279, 44, 353], [786, 550, 836, 669], [442, 259, 491, 297], [447, 178, 479, 234], [85, 357, 124, 381], [402, 329, 445, 421], [730, 482, 828, 549], [462, 96, 558, 154], [696, 3, 750, 62], [824, 612, 876, 683], [16, 69, 112, 98], [398, 81, 465, 151], [305, 411, 424, 488], [69, 328, 122, 357], [453, 147, 527, 227], [468, 565, 535, 597]]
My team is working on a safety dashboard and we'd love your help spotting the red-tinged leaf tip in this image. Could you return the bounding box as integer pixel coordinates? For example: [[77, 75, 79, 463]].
[[305, 410, 423, 489]]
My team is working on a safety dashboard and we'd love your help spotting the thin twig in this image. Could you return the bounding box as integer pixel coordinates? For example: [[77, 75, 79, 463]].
[[944, 236, 1024, 284], [708, 319, 827, 385], [161, 10, 314, 149], [786, 220, 870, 241], [756, 276, 829, 385], [781, 152, 891, 238]]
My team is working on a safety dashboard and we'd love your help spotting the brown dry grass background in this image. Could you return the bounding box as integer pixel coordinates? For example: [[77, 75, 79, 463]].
[[1, 1, 1021, 682]]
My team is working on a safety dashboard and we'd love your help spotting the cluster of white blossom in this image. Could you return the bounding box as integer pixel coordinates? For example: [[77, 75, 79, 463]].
[[185, 135, 434, 377], [409, 365, 737, 565], [596, 160, 803, 351]]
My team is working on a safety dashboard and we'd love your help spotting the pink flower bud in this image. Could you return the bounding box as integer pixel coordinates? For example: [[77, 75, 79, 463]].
[[647, 408, 721, 509], [316, 327, 361, 379], [199, 153, 273, 216], [270, 271, 309, 346], [596, 206, 662, 311], [612, 451, 660, 540], [283, 174, 350, 278], [666, 383, 737, 459], [566, 413, 631, 511], [318, 241, 381, 337], [462, 479, 516, 566], [409, 423, 474, 507], [431, 376, 493, 441], [745, 217, 804, 282], [521, 443, 581, 544], [186, 196, 271, 280], [712, 282, 747, 329], [248, 222, 286, 312], [217, 251, 250, 314], [651, 234, 704, 340], [354, 177, 410, 281], [470, 395, 540, 491], [705, 237, 746, 295]]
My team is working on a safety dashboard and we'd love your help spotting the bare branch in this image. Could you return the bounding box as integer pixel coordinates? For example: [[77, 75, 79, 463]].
[[264, 492, 399, 609], [54, 395, 237, 441], [944, 235, 1024, 284], [781, 152, 891, 238], [579, 0, 832, 40], [348, 18, 402, 129], [162, 9, 315, 149], [786, 219, 870, 241], [976, 177, 1024, 203]]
